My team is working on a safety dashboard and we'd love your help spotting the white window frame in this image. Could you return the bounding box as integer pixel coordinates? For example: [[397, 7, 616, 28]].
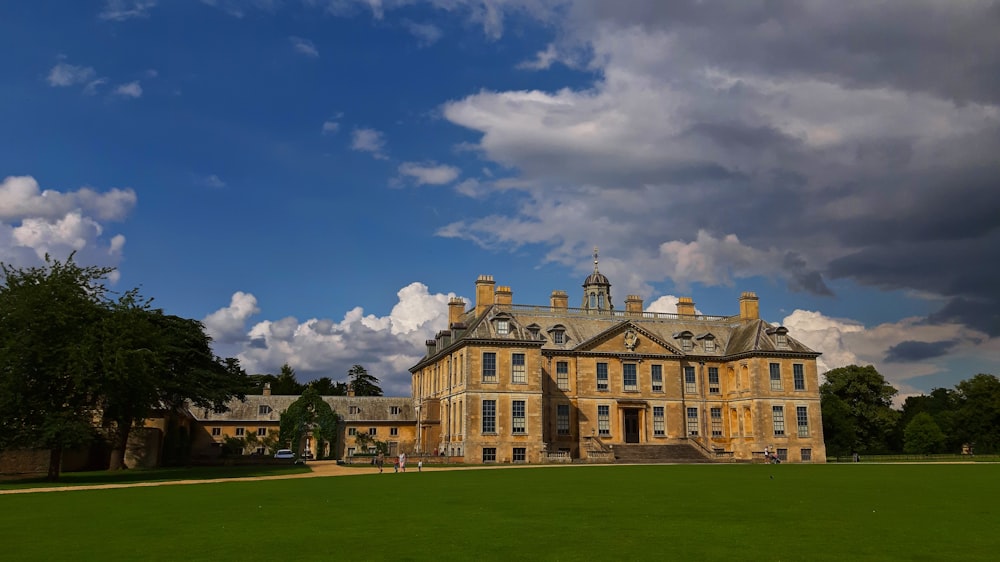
[[556, 361, 569, 390], [686, 407, 699, 436], [772, 405, 786, 436], [598, 405, 610, 436], [653, 406, 665, 436], [711, 407, 723, 437]]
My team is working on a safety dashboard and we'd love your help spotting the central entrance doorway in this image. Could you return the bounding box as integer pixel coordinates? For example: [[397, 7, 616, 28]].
[[624, 409, 640, 443]]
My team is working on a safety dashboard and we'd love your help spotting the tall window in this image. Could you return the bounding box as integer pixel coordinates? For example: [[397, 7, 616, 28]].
[[651, 364, 663, 392], [512, 353, 526, 384], [512, 448, 526, 462], [653, 406, 665, 436], [686, 407, 699, 436], [597, 362, 609, 391], [708, 367, 720, 394], [711, 407, 723, 436], [623, 363, 638, 391], [796, 406, 809, 437], [598, 405, 610, 436], [482, 400, 496, 433], [684, 366, 697, 394], [557, 404, 570, 435], [483, 352, 497, 383], [512, 400, 526, 434], [483, 447, 497, 462], [769, 363, 782, 390], [793, 364, 805, 390], [556, 361, 569, 390], [772, 406, 786, 436]]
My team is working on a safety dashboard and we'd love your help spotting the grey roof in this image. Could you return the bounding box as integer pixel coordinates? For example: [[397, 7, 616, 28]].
[[414, 302, 819, 370], [188, 395, 415, 423]]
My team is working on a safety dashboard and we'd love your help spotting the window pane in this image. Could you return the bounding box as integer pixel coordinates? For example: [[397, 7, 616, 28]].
[[483, 352, 497, 382], [623, 363, 637, 391], [512, 353, 526, 384], [793, 364, 805, 390], [597, 362, 608, 390], [512, 400, 526, 434], [653, 406, 665, 436], [686, 407, 699, 436], [770, 363, 782, 390], [772, 406, 785, 436], [797, 406, 809, 437], [598, 405, 610, 436], [557, 404, 570, 435], [482, 400, 496, 433], [651, 364, 663, 392], [556, 361, 569, 390], [684, 366, 697, 394]]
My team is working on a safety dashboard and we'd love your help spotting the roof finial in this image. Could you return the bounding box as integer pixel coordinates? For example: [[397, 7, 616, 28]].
[[593, 246, 600, 272]]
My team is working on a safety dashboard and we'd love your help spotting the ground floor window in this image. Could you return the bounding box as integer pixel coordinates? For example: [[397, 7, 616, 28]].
[[390, 427, 398, 436], [653, 406, 665, 436], [483, 447, 497, 462], [801, 448, 812, 461], [347, 447, 356, 457], [777, 448, 788, 462], [711, 407, 723, 436], [557, 404, 570, 435], [211, 427, 221, 436], [686, 407, 699, 436], [255, 447, 265, 455], [598, 405, 610, 436], [512, 448, 526, 462]]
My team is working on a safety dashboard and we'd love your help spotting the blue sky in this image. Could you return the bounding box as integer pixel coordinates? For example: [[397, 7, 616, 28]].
[[2, 1, 998, 398]]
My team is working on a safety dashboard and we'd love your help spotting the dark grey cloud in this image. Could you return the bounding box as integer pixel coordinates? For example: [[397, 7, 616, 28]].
[[884, 339, 959, 363], [575, 0, 1000, 105]]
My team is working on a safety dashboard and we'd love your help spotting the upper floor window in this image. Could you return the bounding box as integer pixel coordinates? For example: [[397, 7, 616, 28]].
[[597, 362, 609, 391], [767, 326, 790, 349], [651, 364, 663, 392], [258, 405, 272, 415], [257, 427, 267, 436], [368, 427, 377, 436], [390, 406, 401, 415], [772, 406, 786, 436], [496, 319, 509, 335], [512, 353, 526, 384], [708, 367, 720, 394], [349, 406, 360, 414], [556, 361, 569, 390], [348, 427, 357, 436], [623, 363, 638, 391], [793, 364, 805, 391], [483, 352, 497, 383], [697, 333, 717, 353], [390, 427, 399, 436], [769, 363, 782, 391], [235, 427, 245, 436], [527, 324, 541, 340], [684, 366, 697, 394], [553, 330, 565, 344]]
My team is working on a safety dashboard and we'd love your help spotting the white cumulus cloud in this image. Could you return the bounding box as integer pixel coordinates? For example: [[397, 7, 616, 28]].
[[351, 128, 388, 159], [398, 162, 460, 186], [203, 292, 261, 344], [290, 36, 319, 57], [114, 81, 143, 98]]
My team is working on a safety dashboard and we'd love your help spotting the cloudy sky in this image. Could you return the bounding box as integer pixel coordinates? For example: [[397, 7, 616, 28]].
[[2, 1, 998, 398]]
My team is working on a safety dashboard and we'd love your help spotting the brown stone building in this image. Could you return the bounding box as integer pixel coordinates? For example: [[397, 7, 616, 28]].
[[410, 256, 826, 464]]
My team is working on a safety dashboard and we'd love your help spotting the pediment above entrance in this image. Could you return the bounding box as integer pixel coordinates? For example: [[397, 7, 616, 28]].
[[576, 322, 683, 356]]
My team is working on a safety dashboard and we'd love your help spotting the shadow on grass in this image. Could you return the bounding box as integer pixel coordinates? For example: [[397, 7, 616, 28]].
[[0, 464, 312, 490]]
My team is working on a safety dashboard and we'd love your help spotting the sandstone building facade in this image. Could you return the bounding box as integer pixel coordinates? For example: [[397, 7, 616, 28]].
[[409, 256, 827, 464]]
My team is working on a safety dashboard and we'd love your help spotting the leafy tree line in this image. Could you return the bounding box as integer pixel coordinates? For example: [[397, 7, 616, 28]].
[[247, 363, 383, 397], [821, 365, 1000, 456], [0, 256, 249, 480]]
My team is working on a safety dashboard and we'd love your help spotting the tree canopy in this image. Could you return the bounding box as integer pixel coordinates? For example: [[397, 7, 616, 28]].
[[820, 365, 900, 455], [0, 255, 248, 479], [278, 387, 338, 459], [348, 364, 383, 397]]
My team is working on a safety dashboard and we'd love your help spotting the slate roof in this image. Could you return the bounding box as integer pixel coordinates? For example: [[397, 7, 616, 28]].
[[188, 395, 415, 423], [413, 302, 819, 370]]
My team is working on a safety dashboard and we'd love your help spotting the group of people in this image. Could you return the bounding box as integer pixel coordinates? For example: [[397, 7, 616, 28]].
[[375, 452, 421, 473], [762, 446, 781, 464]]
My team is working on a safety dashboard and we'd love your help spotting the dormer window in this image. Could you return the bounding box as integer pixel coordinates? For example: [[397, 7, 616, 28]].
[[496, 319, 509, 335], [547, 324, 568, 345], [526, 324, 540, 340], [258, 405, 272, 415], [673, 330, 694, 352], [696, 333, 717, 353], [766, 326, 790, 349]]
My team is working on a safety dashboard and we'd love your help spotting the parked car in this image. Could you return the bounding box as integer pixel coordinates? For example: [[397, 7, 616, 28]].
[[274, 449, 295, 459]]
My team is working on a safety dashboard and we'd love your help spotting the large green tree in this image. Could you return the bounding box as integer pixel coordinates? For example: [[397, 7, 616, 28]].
[[820, 365, 900, 454], [952, 374, 1000, 453], [95, 293, 250, 469], [348, 364, 383, 397], [0, 256, 112, 480], [903, 412, 947, 454], [278, 387, 338, 459]]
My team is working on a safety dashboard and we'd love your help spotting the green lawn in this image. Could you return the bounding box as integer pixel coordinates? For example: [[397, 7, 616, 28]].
[[2, 464, 997, 561], [0, 464, 311, 489]]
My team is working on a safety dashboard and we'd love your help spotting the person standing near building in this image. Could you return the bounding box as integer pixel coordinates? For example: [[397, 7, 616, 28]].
[[376, 451, 384, 473], [399, 452, 407, 472]]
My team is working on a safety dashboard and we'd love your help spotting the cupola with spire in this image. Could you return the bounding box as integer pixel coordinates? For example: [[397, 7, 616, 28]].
[[582, 246, 613, 312]]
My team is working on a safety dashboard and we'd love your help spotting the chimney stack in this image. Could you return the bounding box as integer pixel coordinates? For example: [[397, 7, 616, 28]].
[[448, 297, 466, 327], [495, 285, 513, 307], [625, 295, 644, 315], [676, 297, 696, 316], [263, 382, 271, 396], [550, 290, 569, 310], [475, 275, 496, 317], [739, 291, 759, 320]]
